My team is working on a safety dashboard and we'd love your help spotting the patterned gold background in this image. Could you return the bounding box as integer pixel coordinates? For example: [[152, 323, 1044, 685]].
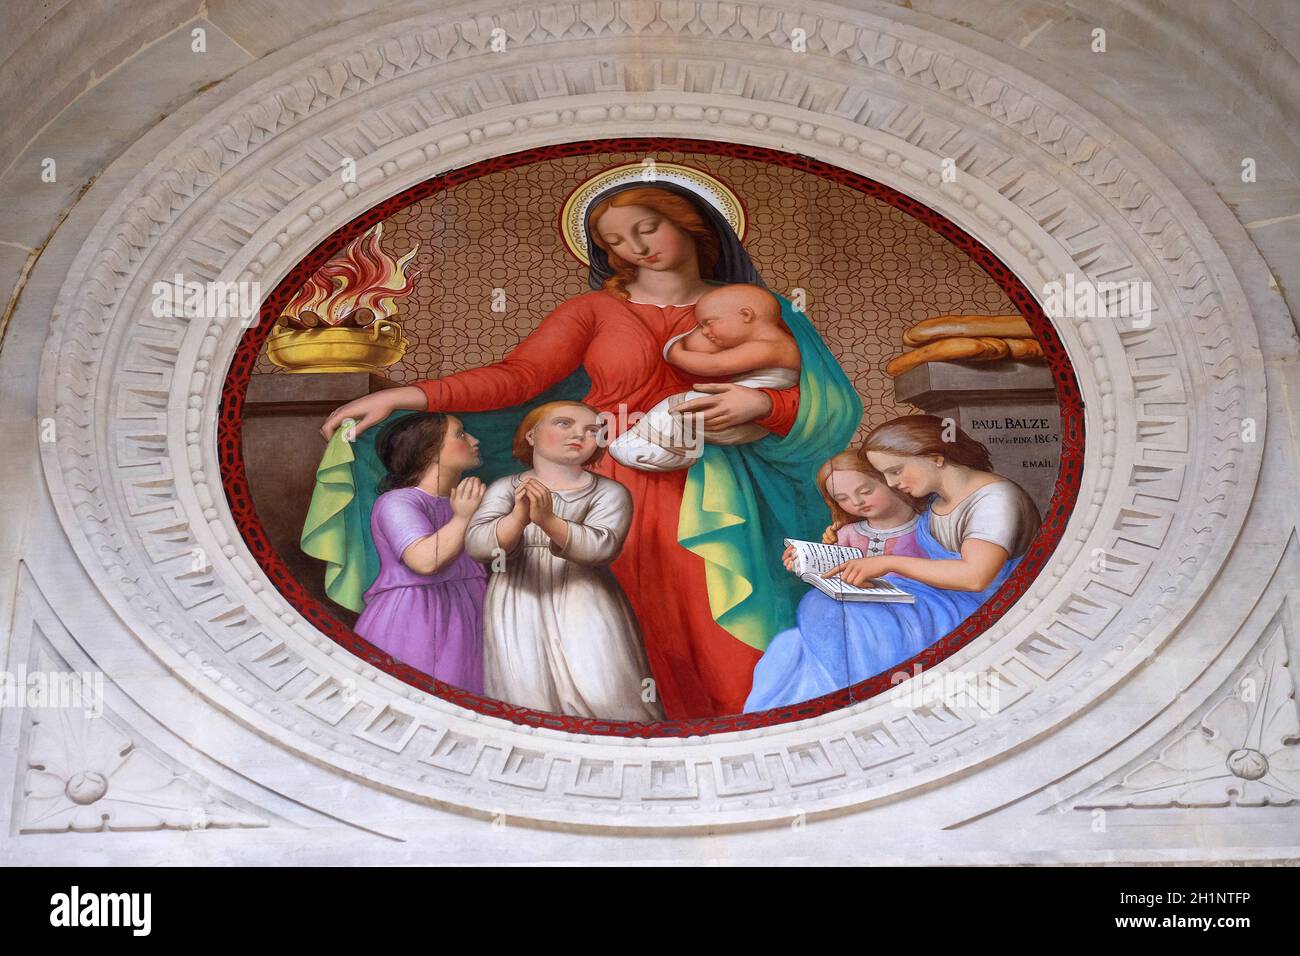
[[256, 150, 1015, 440]]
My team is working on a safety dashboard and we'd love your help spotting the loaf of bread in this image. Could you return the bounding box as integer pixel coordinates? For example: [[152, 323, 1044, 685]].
[[1006, 338, 1044, 360], [902, 314, 1034, 347], [886, 337, 1012, 376]]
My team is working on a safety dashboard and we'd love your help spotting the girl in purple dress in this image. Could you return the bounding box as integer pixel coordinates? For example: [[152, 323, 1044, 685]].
[[354, 412, 488, 692]]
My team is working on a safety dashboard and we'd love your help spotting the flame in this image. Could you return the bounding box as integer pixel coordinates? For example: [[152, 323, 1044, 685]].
[[280, 223, 419, 328]]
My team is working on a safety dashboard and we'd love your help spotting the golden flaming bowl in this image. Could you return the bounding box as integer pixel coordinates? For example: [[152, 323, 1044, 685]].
[[265, 319, 409, 373]]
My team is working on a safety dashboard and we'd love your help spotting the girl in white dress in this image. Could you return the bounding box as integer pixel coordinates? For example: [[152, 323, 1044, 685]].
[[465, 401, 664, 721]]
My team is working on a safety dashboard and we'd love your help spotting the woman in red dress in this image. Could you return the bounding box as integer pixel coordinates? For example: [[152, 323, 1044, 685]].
[[322, 183, 855, 718]]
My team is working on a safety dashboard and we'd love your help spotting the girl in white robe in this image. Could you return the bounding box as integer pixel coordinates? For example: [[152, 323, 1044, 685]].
[[465, 401, 663, 721]]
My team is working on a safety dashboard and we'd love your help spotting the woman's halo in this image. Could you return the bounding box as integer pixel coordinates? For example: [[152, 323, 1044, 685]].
[[560, 161, 747, 265]]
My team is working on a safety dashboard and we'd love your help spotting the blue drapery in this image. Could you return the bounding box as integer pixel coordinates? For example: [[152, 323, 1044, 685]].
[[744, 506, 1022, 711]]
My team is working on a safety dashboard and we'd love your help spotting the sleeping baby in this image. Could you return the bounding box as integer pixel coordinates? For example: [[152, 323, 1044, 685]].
[[609, 283, 801, 472]]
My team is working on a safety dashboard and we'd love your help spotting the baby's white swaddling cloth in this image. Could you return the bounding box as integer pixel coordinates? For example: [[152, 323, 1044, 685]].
[[609, 331, 800, 472]]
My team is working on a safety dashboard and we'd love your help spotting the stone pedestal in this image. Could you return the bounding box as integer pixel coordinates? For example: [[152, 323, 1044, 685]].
[[242, 371, 395, 626], [892, 360, 1062, 516]]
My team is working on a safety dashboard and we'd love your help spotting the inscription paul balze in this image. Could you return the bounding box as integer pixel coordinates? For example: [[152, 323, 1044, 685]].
[[968, 417, 1059, 468]]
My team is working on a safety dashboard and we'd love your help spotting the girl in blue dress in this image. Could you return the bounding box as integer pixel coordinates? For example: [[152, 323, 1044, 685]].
[[745, 415, 1042, 712]]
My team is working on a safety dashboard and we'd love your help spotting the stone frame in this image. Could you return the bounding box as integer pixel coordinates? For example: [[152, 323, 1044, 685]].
[[36, 0, 1264, 830]]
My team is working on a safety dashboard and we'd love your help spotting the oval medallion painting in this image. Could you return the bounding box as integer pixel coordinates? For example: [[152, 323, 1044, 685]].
[[220, 139, 1082, 736]]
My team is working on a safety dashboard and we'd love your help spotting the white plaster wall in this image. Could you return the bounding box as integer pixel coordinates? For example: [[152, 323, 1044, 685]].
[[0, 0, 1296, 864]]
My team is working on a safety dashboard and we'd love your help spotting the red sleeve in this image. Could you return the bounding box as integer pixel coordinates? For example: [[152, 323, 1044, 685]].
[[753, 385, 799, 437], [414, 297, 595, 412]]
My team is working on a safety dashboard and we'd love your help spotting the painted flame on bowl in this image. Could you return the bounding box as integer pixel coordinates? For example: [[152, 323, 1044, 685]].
[[280, 222, 419, 328]]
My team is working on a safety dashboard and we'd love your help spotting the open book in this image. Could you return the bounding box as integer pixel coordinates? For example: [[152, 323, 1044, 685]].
[[784, 538, 916, 603]]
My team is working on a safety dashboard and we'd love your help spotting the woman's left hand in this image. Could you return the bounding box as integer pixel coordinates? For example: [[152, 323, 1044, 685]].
[[822, 556, 894, 587], [672, 382, 772, 429]]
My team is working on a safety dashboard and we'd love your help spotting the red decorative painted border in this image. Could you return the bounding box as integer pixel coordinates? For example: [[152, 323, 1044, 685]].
[[218, 138, 1084, 738]]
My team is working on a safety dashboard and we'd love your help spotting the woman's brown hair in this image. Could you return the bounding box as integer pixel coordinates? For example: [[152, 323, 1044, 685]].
[[587, 187, 721, 299], [512, 401, 608, 469], [862, 414, 994, 472], [817, 450, 925, 540]]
